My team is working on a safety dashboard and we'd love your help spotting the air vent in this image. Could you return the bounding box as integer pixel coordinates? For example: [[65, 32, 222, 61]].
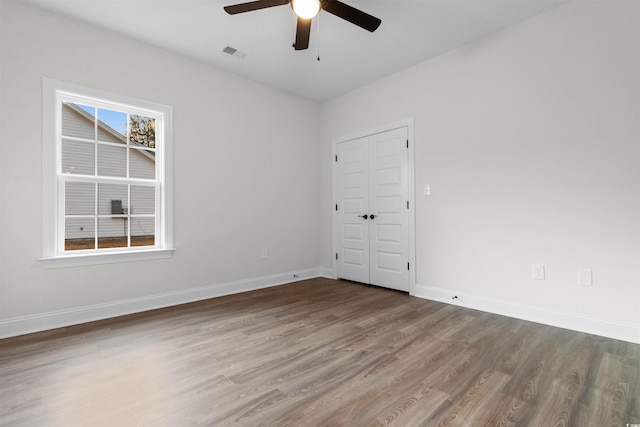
[[222, 46, 237, 55], [222, 45, 247, 59]]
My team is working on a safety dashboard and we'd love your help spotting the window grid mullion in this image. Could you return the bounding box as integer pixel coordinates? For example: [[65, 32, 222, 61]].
[[126, 114, 131, 248], [92, 106, 98, 178], [94, 182, 98, 250], [126, 113, 131, 180], [61, 174, 156, 186], [127, 184, 131, 248], [156, 184, 161, 247], [58, 180, 65, 254]]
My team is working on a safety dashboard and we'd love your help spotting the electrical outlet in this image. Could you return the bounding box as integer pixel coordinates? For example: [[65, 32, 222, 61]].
[[578, 269, 593, 286], [532, 264, 545, 280], [261, 249, 268, 260]]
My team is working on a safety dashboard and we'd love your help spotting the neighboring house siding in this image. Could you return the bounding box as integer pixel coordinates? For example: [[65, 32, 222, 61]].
[[61, 104, 155, 241], [130, 149, 156, 179], [61, 104, 95, 140]]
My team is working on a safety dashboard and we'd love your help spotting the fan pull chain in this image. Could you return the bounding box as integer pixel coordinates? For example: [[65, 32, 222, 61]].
[[316, 12, 321, 61]]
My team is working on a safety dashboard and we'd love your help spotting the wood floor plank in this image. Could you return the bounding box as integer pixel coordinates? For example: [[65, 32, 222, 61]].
[[1, 278, 638, 426], [472, 393, 533, 427], [428, 368, 512, 426]]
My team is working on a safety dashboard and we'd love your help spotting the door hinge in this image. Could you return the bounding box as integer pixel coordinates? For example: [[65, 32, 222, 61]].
[[335, 155, 338, 162], [407, 200, 409, 209], [406, 140, 409, 148], [336, 253, 338, 260], [335, 204, 338, 211], [408, 262, 410, 271]]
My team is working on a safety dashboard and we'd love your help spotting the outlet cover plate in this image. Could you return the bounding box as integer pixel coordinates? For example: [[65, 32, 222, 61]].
[[532, 264, 545, 280], [578, 269, 593, 286]]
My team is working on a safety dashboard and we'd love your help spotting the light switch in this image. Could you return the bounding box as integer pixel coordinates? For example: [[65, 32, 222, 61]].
[[423, 184, 431, 196]]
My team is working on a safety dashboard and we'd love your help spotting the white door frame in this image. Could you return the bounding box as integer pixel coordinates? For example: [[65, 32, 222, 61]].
[[332, 117, 416, 295]]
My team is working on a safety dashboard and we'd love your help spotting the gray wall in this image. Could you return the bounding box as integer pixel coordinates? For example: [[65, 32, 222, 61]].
[[1, 0, 638, 334], [0, 0, 321, 319], [321, 0, 640, 325]]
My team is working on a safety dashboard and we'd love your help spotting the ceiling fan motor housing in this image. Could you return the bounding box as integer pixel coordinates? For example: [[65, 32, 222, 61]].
[[224, 0, 381, 51]]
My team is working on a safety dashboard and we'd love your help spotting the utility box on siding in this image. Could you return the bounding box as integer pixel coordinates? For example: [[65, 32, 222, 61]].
[[111, 200, 123, 215]]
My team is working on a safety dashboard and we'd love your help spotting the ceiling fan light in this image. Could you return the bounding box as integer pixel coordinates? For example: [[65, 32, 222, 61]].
[[292, 0, 320, 19]]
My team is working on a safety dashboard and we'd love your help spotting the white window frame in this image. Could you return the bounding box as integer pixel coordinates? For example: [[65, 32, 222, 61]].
[[41, 78, 174, 268]]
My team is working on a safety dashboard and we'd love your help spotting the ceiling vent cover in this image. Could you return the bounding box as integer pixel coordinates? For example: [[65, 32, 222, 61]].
[[223, 45, 247, 59], [223, 46, 237, 55]]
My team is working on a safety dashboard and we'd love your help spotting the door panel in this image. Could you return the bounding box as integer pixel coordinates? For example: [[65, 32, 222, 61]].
[[375, 166, 402, 186], [369, 127, 408, 291], [335, 127, 409, 292], [375, 224, 402, 242], [336, 136, 369, 284], [375, 195, 403, 213], [342, 223, 365, 240]]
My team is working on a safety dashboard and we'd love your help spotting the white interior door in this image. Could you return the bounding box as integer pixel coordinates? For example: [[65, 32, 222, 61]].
[[335, 136, 370, 284], [368, 128, 409, 290], [335, 126, 409, 292]]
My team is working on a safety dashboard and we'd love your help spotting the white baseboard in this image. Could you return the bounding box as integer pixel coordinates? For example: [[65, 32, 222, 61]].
[[0, 268, 326, 339], [413, 283, 640, 344], [4, 275, 636, 344], [316, 267, 334, 278]]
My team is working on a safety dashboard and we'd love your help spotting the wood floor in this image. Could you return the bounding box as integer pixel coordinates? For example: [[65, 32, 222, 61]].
[[1, 278, 638, 426]]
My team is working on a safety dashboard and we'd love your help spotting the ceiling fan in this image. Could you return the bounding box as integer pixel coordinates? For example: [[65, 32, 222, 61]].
[[224, 0, 382, 51]]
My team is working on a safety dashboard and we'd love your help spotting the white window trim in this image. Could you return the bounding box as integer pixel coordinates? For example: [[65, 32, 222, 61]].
[[41, 78, 174, 268]]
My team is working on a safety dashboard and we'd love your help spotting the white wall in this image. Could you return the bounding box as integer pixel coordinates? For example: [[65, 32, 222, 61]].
[[321, 0, 640, 328], [0, 1, 322, 322], [1, 0, 638, 341]]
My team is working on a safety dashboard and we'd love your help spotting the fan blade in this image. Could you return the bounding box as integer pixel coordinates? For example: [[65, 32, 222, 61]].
[[224, 0, 290, 15], [294, 17, 312, 50], [322, 0, 381, 32]]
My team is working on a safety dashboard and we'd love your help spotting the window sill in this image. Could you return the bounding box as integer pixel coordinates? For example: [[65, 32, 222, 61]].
[[40, 248, 176, 269]]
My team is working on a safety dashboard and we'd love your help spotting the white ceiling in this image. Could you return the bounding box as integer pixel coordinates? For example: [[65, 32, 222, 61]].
[[22, 0, 571, 102]]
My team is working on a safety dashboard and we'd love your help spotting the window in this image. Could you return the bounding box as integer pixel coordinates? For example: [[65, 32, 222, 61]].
[[42, 79, 173, 268]]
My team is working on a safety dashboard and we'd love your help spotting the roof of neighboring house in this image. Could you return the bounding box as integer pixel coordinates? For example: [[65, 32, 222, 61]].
[[64, 102, 155, 160]]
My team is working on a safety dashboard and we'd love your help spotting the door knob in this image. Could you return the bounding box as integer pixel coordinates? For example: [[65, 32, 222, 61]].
[[369, 214, 375, 220], [358, 214, 369, 219]]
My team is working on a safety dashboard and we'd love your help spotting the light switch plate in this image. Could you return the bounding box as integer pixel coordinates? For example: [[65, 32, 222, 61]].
[[423, 184, 430, 196]]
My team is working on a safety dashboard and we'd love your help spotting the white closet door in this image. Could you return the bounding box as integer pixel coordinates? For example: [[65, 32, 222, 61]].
[[369, 127, 409, 291], [335, 136, 370, 284], [335, 127, 409, 292]]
